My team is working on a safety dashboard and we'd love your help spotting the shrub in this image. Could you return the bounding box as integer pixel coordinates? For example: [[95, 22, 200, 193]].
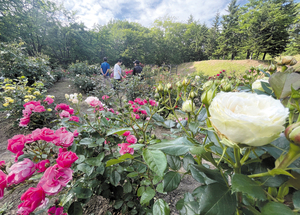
[[67, 62, 99, 76], [72, 74, 97, 93]]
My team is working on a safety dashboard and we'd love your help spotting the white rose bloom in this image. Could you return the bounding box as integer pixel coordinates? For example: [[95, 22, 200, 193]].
[[209, 92, 289, 147], [252, 78, 269, 91]]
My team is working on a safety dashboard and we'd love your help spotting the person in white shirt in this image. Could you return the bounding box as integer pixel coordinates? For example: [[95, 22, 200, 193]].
[[113, 59, 124, 81]]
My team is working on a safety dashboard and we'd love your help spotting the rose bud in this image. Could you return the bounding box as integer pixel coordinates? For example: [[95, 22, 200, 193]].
[[201, 87, 217, 106], [285, 122, 300, 146], [189, 91, 197, 99], [157, 84, 164, 92], [202, 80, 214, 91], [182, 100, 195, 113], [167, 83, 172, 90], [176, 81, 183, 89], [268, 63, 277, 74]]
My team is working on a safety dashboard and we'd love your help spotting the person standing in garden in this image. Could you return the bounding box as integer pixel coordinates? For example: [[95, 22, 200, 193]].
[[132, 60, 143, 76], [101, 57, 111, 86]]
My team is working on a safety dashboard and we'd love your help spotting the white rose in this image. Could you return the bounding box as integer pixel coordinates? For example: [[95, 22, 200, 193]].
[[252, 78, 269, 91], [209, 92, 289, 147]]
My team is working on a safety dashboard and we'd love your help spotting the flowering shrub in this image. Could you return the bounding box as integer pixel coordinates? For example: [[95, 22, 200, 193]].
[[1, 126, 78, 214], [72, 74, 97, 93]]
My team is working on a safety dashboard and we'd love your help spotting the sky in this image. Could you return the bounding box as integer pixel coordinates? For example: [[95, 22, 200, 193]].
[[57, 0, 299, 29]]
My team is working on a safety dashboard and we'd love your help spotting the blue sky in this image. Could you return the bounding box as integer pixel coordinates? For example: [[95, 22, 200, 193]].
[[57, 0, 299, 28]]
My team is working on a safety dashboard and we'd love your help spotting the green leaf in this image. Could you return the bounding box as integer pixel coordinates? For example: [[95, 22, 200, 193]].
[[140, 187, 155, 205], [189, 121, 200, 135], [164, 120, 176, 128], [143, 149, 167, 177], [124, 181, 132, 193], [231, 174, 267, 201], [106, 159, 123, 167], [198, 183, 236, 215], [119, 154, 134, 160], [153, 175, 163, 185], [110, 171, 121, 186], [114, 200, 123, 209], [79, 138, 94, 145], [153, 199, 170, 215], [148, 137, 194, 156], [61, 192, 75, 206], [293, 190, 300, 210], [128, 144, 145, 149], [28, 173, 43, 181], [163, 171, 181, 192], [261, 202, 295, 215], [77, 163, 93, 175], [145, 106, 164, 122], [156, 183, 165, 193], [72, 187, 92, 199], [68, 202, 83, 215], [189, 146, 206, 156], [75, 155, 85, 164], [127, 172, 139, 177], [137, 186, 145, 197], [190, 164, 225, 185], [197, 108, 207, 122], [167, 155, 181, 171], [85, 152, 105, 166], [106, 127, 132, 136], [269, 72, 300, 99], [176, 193, 200, 215], [183, 154, 195, 171]]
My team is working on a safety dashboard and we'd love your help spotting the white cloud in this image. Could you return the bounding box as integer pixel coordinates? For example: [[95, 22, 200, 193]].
[[55, 0, 246, 28]]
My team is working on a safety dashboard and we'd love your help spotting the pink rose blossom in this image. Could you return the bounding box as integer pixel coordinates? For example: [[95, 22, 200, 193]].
[[128, 101, 134, 105], [31, 128, 42, 141], [140, 110, 147, 115], [0, 170, 7, 200], [7, 158, 36, 186], [55, 103, 70, 111], [17, 186, 45, 214], [69, 116, 79, 122], [135, 114, 140, 119], [106, 118, 110, 121], [19, 116, 31, 127], [43, 97, 54, 105], [85, 96, 101, 107], [126, 135, 137, 144], [36, 160, 50, 173], [102, 95, 110, 100], [15, 151, 24, 162], [24, 101, 41, 108], [39, 128, 57, 142], [59, 148, 68, 154], [122, 131, 131, 136], [22, 108, 32, 117], [66, 108, 74, 115], [52, 128, 74, 147], [7, 134, 26, 154], [33, 105, 46, 113], [73, 130, 79, 137], [37, 164, 73, 195], [133, 108, 138, 113], [146, 117, 150, 121], [59, 110, 70, 119], [48, 206, 66, 215], [108, 108, 115, 114], [56, 151, 78, 168], [0, 161, 5, 168], [149, 100, 157, 106], [118, 143, 134, 155]]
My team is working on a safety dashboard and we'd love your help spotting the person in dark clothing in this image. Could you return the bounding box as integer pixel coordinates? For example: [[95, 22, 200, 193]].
[[132, 60, 143, 76]]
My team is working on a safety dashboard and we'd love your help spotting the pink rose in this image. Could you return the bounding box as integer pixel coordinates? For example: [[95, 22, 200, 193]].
[[22, 107, 32, 117], [146, 117, 150, 121], [31, 128, 42, 141], [56, 151, 78, 168], [43, 96, 54, 105], [36, 160, 50, 173], [19, 116, 30, 127], [135, 114, 140, 119], [37, 164, 73, 195], [69, 116, 79, 122], [85, 96, 101, 107], [39, 128, 57, 142], [102, 95, 110, 100], [128, 101, 134, 105], [143, 99, 148, 104], [15, 151, 24, 162], [106, 118, 110, 121], [55, 103, 70, 111], [0, 160, 5, 168], [108, 108, 115, 114], [118, 143, 134, 155], [59, 110, 70, 119], [25, 134, 34, 144], [126, 135, 137, 144], [17, 186, 45, 214], [0, 170, 7, 200], [24, 101, 41, 108], [52, 128, 74, 147], [33, 105, 46, 113], [7, 158, 36, 186], [140, 110, 147, 115], [66, 108, 74, 115], [133, 108, 138, 113], [149, 100, 157, 106], [59, 148, 68, 154], [73, 130, 79, 137], [48, 206, 66, 215], [7, 134, 26, 154], [122, 131, 131, 136]]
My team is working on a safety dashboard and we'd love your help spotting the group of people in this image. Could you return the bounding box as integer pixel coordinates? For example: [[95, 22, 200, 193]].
[[100, 57, 143, 87]]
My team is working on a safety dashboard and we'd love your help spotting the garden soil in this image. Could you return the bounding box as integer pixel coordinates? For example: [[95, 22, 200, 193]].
[[0, 78, 201, 215]]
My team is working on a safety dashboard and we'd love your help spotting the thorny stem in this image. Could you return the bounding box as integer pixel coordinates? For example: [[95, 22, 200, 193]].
[[234, 147, 243, 214]]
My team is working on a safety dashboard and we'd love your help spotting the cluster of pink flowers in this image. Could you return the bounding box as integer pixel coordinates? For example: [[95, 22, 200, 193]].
[[20, 101, 46, 127], [55, 103, 79, 123], [125, 70, 133, 75], [102, 95, 110, 100], [85, 96, 105, 111], [1, 126, 78, 214], [118, 131, 137, 155], [128, 98, 157, 119], [48, 205, 67, 215]]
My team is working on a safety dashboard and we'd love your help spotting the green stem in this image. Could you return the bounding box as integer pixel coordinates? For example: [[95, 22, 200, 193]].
[[240, 148, 251, 165], [276, 143, 300, 169], [172, 109, 191, 138], [242, 205, 261, 215], [234, 147, 243, 214]]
